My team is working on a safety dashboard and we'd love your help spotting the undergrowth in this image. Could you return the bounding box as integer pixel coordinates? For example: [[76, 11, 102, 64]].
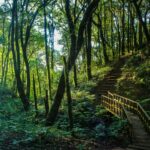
[[0, 65, 129, 149], [116, 54, 150, 113]]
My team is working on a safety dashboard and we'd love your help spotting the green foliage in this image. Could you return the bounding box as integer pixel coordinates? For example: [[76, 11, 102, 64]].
[[94, 124, 106, 138], [0, 98, 71, 148], [136, 60, 150, 88], [0, 62, 129, 149], [0, 86, 12, 99], [116, 55, 150, 100], [107, 118, 127, 138], [124, 55, 143, 68], [139, 98, 150, 115], [95, 106, 108, 117]]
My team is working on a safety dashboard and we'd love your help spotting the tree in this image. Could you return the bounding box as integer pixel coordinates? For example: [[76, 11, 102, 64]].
[[43, 0, 52, 101], [46, 0, 100, 125], [131, 0, 150, 43], [86, 15, 92, 80], [63, 56, 73, 130], [11, 0, 29, 111]]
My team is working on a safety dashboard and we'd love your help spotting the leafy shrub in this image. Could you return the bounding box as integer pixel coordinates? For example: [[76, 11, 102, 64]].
[[124, 55, 143, 68], [0, 86, 13, 99], [107, 118, 127, 138], [136, 60, 150, 88], [94, 123, 106, 139]]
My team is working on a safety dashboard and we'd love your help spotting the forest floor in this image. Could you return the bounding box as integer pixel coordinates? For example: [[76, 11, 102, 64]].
[[0, 54, 149, 150]]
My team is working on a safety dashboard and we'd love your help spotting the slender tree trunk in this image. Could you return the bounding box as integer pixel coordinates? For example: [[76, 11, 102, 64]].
[[110, 0, 114, 59], [33, 74, 38, 116], [36, 61, 42, 97], [3, 24, 11, 86], [43, 0, 52, 101], [64, 57, 73, 130], [20, 0, 42, 100], [127, 2, 130, 53], [132, 1, 150, 42], [130, 9, 137, 50], [97, 15, 109, 63], [117, 20, 121, 58], [98, 28, 102, 65], [11, 0, 29, 111], [22, 47, 30, 99], [122, 0, 125, 55], [3, 53, 9, 86], [139, 21, 143, 48], [1, 17, 5, 85], [44, 90, 49, 116], [48, 21, 55, 70], [86, 16, 92, 80], [73, 64, 78, 87]]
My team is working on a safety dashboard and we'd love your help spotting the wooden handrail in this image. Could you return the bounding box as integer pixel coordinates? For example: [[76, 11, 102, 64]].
[[107, 91, 150, 133], [101, 95, 127, 119], [101, 94, 133, 141]]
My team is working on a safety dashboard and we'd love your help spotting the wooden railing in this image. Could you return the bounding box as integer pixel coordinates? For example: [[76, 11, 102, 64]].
[[102, 92, 150, 133], [101, 95, 126, 118], [101, 93, 133, 141]]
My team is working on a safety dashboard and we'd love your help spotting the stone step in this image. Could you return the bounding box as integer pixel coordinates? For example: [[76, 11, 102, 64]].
[[105, 76, 119, 79], [104, 79, 118, 82], [128, 144, 150, 150], [102, 86, 114, 88], [134, 143, 150, 148], [103, 79, 117, 82]]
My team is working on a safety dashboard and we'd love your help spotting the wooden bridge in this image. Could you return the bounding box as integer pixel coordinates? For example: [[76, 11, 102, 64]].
[[101, 91, 150, 150]]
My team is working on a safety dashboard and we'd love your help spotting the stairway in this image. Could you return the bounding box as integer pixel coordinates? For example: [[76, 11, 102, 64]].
[[126, 111, 150, 150], [102, 95, 150, 150], [96, 57, 126, 101], [95, 56, 150, 150]]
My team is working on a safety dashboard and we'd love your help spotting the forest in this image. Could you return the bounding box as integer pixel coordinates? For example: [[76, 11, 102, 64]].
[[0, 0, 150, 149]]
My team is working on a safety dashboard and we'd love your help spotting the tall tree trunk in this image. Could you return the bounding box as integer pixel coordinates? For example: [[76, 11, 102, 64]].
[[122, 0, 125, 55], [86, 16, 92, 80], [33, 74, 38, 116], [132, 1, 150, 43], [127, 2, 130, 53], [44, 89, 49, 116], [64, 57, 73, 130], [97, 15, 109, 63], [48, 21, 55, 70], [139, 21, 143, 48], [43, 0, 52, 101], [97, 27, 102, 65], [130, 9, 138, 50], [36, 61, 42, 97], [1, 17, 5, 85], [22, 47, 30, 99], [73, 64, 78, 87], [117, 20, 121, 58], [20, 0, 43, 99], [3, 25, 11, 86], [11, 0, 29, 111], [110, 0, 114, 59]]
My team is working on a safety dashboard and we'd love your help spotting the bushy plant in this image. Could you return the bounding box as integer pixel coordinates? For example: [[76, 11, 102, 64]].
[[124, 55, 143, 68], [136, 60, 150, 88], [94, 123, 106, 139], [107, 118, 127, 138], [0, 86, 13, 99]]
